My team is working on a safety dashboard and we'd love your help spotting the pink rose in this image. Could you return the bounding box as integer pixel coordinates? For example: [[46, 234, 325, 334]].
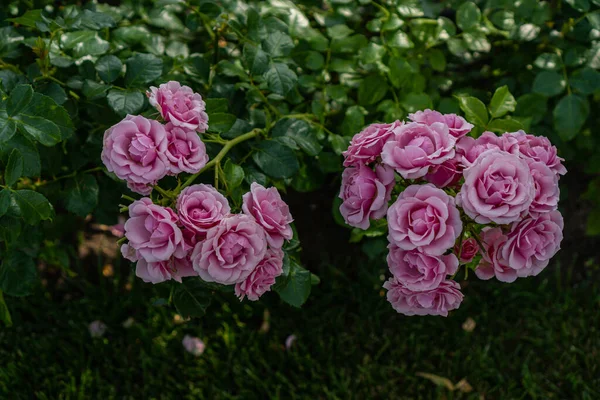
[[182, 335, 205, 356], [235, 247, 284, 301], [455, 131, 519, 168], [505, 131, 566, 176], [242, 182, 293, 248], [387, 184, 462, 255], [424, 156, 463, 188], [101, 115, 169, 194], [527, 160, 560, 215], [191, 214, 268, 285], [387, 245, 459, 291], [456, 150, 534, 224], [164, 123, 209, 175], [409, 109, 473, 139], [148, 81, 209, 132], [339, 164, 395, 230], [455, 237, 479, 264], [124, 198, 185, 262], [181, 228, 201, 252], [475, 227, 511, 281], [384, 278, 463, 317], [121, 243, 138, 262], [135, 256, 196, 284], [343, 121, 401, 167], [381, 121, 456, 179], [176, 184, 230, 236]]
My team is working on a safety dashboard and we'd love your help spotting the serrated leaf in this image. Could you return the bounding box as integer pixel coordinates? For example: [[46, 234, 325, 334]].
[[107, 89, 145, 116], [0, 190, 10, 218], [6, 84, 32, 117], [5, 149, 23, 186], [532, 71, 565, 97], [489, 85, 517, 118], [223, 160, 244, 189], [457, 96, 488, 127], [358, 75, 388, 106], [0, 250, 37, 297], [272, 119, 322, 156], [205, 98, 228, 114], [275, 261, 311, 308], [96, 55, 123, 83], [264, 63, 297, 95], [243, 43, 269, 75], [262, 31, 294, 57], [64, 174, 99, 217], [124, 54, 163, 87], [252, 140, 299, 179], [16, 93, 73, 141], [16, 115, 61, 146], [0, 110, 17, 143], [553, 94, 589, 141], [8, 10, 43, 28], [206, 113, 236, 133], [456, 2, 481, 31], [487, 118, 524, 134], [0, 134, 40, 177], [173, 279, 212, 318], [82, 80, 111, 100], [10, 189, 54, 225]]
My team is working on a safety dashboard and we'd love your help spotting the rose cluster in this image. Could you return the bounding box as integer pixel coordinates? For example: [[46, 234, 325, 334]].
[[339, 109, 565, 317], [102, 81, 294, 301]]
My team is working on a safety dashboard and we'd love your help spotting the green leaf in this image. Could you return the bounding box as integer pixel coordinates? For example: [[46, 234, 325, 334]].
[[0, 108, 17, 143], [64, 174, 99, 217], [0, 190, 10, 218], [457, 96, 489, 127], [124, 54, 163, 87], [243, 44, 269, 75], [387, 57, 412, 88], [82, 80, 111, 100], [8, 10, 43, 28], [16, 115, 61, 146], [386, 31, 414, 50], [16, 93, 74, 141], [401, 92, 433, 113], [331, 34, 369, 53], [429, 49, 446, 71], [553, 94, 589, 141], [0, 290, 12, 327], [60, 31, 110, 57], [205, 98, 228, 114], [223, 160, 245, 190], [107, 89, 145, 116], [456, 2, 481, 31], [37, 82, 67, 105], [570, 67, 600, 95], [341, 105, 366, 137], [0, 134, 40, 177], [96, 55, 123, 83], [487, 118, 524, 134], [5, 149, 23, 187], [358, 75, 388, 106], [305, 51, 325, 70], [565, 0, 590, 12], [206, 113, 236, 133], [252, 140, 300, 179], [0, 250, 37, 297], [262, 31, 294, 57], [489, 85, 517, 118], [272, 119, 322, 156], [80, 9, 116, 30], [173, 279, 212, 318], [327, 24, 353, 39], [10, 189, 54, 225], [7, 84, 33, 117], [534, 53, 562, 71], [515, 93, 548, 125], [532, 71, 566, 97], [275, 260, 311, 308], [264, 63, 297, 96], [463, 32, 490, 52]]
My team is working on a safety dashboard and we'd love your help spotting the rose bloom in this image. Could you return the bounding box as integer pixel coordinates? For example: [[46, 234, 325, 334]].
[[343, 121, 401, 167], [182, 335, 205, 356], [424, 156, 463, 188], [478, 211, 564, 282], [527, 160, 560, 215], [101, 115, 169, 195], [164, 123, 209, 175], [176, 184, 230, 236], [339, 164, 395, 230], [242, 182, 293, 248], [455, 237, 479, 264], [384, 278, 463, 317], [408, 109, 473, 139], [387, 184, 462, 255], [505, 130, 567, 176], [148, 81, 209, 132], [381, 121, 456, 179], [124, 198, 185, 262], [235, 247, 284, 301], [136, 256, 196, 284], [456, 150, 534, 224], [455, 131, 520, 168], [191, 214, 268, 285], [387, 245, 459, 291]]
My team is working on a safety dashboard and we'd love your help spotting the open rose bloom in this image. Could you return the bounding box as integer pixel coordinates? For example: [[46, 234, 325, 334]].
[[339, 107, 565, 317]]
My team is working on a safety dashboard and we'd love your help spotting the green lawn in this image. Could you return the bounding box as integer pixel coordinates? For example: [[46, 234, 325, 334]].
[[1, 238, 599, 399]]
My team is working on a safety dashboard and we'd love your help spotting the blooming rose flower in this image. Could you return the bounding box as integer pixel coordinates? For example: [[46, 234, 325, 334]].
[[527, 160, 560, 215], [242, 183, 293, 248], [191, 214, 268, 285], [148, 81, 209, 132], [381, 121, 456, 179], [474, 227, 511, 281], [455, 237, 479, 264], [384, 278, 463, 317], [456, 150, 534, 224], [387, 184, 462, 255], [164, 123, 209, 175], [339, 164, 395, 230], [505, 131, 567, 176], [235, 247, 284, 301], [182, 335, 205, 356], [136, 256, 196, 284], [124, 198, 185, 262], [455, 131, 519, 168], [409, 109, 473, 139], [343, 121, 401, 167], [424, 156, 463, 188], [387, 245, 459, 291], [176, 184, 230, 236], [101, 115, 169, 194]]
